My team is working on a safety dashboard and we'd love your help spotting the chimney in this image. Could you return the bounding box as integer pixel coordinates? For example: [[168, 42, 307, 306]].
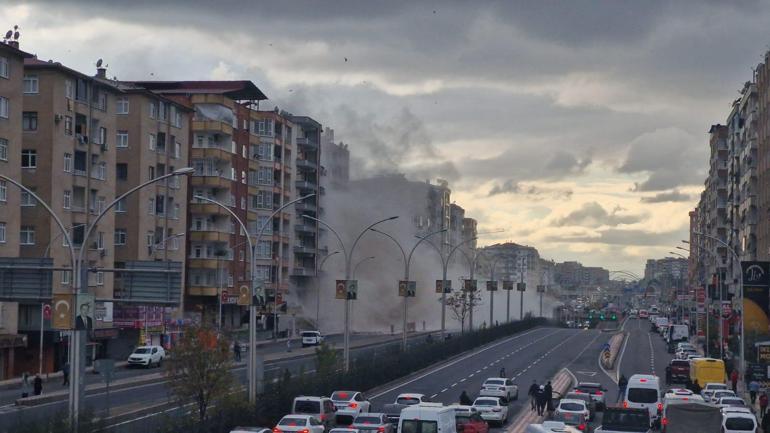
[[96, 66, 107, 79]]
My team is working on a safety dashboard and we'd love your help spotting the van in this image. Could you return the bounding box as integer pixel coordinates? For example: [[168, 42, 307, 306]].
[[292, 396, 337, 430], [623, 374, 662, 424], [667, 325, 688, 343], [689, 358, 726, 387], [399, 405, 457, 433]]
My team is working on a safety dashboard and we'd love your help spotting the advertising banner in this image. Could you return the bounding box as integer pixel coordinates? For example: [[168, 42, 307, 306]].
[[502, 281, 514, 291], [435, 279, 452, 293], [52, 293, 73, 330], [463, 279, 477, 292], [486, 281, 498, 291], [742, 261, 770, 334]]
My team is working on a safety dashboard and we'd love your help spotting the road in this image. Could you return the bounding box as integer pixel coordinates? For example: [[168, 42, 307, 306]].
[[617, 317, 673, 382]]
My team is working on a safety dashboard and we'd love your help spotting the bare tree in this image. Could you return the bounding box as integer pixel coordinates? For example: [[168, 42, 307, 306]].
[[446, 290, 482, 333], [165, 324, 234, 423]]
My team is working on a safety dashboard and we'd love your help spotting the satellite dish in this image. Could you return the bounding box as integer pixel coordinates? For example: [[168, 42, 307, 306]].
[[4, 30, 11, 40], [96, 58, 103, 68]]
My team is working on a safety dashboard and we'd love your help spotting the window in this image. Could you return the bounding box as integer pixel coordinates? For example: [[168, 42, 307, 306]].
[[0, 97, 8, 119], [98, 127, 107, 146], [20, 190, 35, 206], [0, 138, 6, 161], [149, 102, 156, 119], [115, 130, 129, 148], [256, 240, 271, 258], [63, 153, 72, 172], [64, 115, 73, 135], [174, 110, 182, 128], [23, 74, 38, 94], [63, 190, 71, 209], [0, 180, 6, 202], [241, 197, 246, 210], [22, 112, 37, 131], [174, 141, 181, 159], [155, 194, 165, 215], [0, 222, 5, 243], [173, 203, 180, 219], [148, 165, 155, 180], [21, 150, 36, 168], [115, 198, 126, 212], [115, 229, 127, 245], [148, 197, 155, 215], [116, 163, 128, 180], [116, 97, 129, 114], [75, 78, 88, 101], [0, 57, 7, 79], [61, 270, 70, 285], [227, 274, 234, 287], [20, 225, 35, 245], [159, 102, 168, 121], [64, 79, 73, 99], [149, 133, 156, 151], [96, 271, 104, 286]]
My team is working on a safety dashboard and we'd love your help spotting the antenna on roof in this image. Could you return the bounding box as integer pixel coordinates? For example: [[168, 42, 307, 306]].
[[12, 25, 19, 41], [3, 30, 11, 41], [96, 58, 103, 68]]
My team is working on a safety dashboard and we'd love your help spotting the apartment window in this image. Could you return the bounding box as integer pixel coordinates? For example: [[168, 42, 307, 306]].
[[75, 78, 88, 101], [148, 165, 155, 180], [149, 133, 156, 151], [239, 250, 245, 261], [227, 274, 234, 287], [240, 197, 246, 210], [116, 130, 128, 148], [96, 271, 104, 286], [229, 219, 236, 234], [64, 115, 73, 135], [159, 102, 167, 121], [116, 97, 129, 114], [115, 198, 126, 212], [96, 232, 105, 250], [72, 225, 85, 246], [0, 138, 6, 161], [257, 167, 273, 185], [0, 57, 7, 79], [0, 180, 5, 202], [21, 150, 36, 168], [155, 194, 165, 215], [64, 79, 73, 99], [22, 112, 37, 131], [146, 231, 154, 247], [23, 74, 38, 94], [0, 222, 5, 243], [63, 190, 71, 209], [148, 197, 155, 215], [116, 163, 128, 180], [98, 127, 107, 146], [61, 270, 70, 285], [256, 240, 271, 258], [63, 153, 72, 172], [20, 226, 35, 245], [174, 141, 181, 159], [241, 170, 246, 184], [173, 203, 180, 219], [20, 190, 35, 206], [149, 102, 156, 119], [0, 97, 8, 119], [174, 110, 182, 128]]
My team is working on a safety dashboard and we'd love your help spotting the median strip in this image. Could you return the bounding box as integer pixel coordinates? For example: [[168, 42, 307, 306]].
[[506, 368, 575, 433]]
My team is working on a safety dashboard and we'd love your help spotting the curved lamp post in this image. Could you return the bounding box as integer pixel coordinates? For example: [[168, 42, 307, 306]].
[[315, 251, 341, 330]]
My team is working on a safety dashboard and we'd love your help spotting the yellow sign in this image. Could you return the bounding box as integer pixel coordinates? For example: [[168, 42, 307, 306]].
[[52, 294, 73, 330]]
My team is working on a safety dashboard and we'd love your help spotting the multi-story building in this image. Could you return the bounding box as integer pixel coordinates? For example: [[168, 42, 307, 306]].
[[757, 53, 770, 261], [553, 261, 609, 294], [449, 203, 465, 248], [19, 56, 121, 370], [462, 217, 478, 250], [320, 127, 349, 188], [478, 243, 542, 289], [0, 40, 32, 379]]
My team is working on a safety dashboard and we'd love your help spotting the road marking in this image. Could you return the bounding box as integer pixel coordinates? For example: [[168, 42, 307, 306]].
[[451, 382, 458, 387], [441, 388, 448, 393], [431, 393, 438, 398], [468, 373, 474, 377], [648, 333, 656, 375], [460, 378, 466, 382]]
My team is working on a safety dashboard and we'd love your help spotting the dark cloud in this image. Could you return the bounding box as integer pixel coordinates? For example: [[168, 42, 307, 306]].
[[487, 180, 573, 200], [640, 190, 693, 203], [544, 227, 689, 246], [551, 202, 646, 227]]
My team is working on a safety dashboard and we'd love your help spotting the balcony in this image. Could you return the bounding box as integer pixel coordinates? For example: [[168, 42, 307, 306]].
[[295, 201, 317, 212], [296, 158, 317, 171], [291, 267, 315, 277], [294, 221, 316, 234], [187, 286, 218, 297], [191, 119, 234, 136], [187, 258, 221, 270], [190, 231, 231, 242], [191, 147, 232, 162], [295, 179, 318, 191], [189, 202, 231, 215], [293, 245, 316, 255], [296, 137, 318, 150], [191, 175, 232, 189]]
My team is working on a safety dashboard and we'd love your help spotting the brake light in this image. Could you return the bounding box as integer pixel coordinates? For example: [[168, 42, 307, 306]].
[[595, 391, 603, 396], [300, 429, 309, 433], [378, 427, 385, 433], [574, 390, 581, 394], [320, 415, 325, 421], [662, 417, 668, 426], [273, 429, 281, 433], [578, 424, 586, 431], [640, 379, 647, 383], [623, 401, 628, 408], [349, 403, 358, 409]]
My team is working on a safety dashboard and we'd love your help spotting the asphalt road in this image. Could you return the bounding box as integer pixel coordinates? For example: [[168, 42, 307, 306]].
[[617, 317, 673, 381]]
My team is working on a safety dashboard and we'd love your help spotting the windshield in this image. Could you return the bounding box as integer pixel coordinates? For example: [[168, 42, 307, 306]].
[[401, 420, 437, 433], [354, 416, 382, 425], [671, 361, 689, 368], [396, 397, 421, 405], [721, 399, 744, 406], [708, 384, 728, 390], [559, 402, 584, 411], [301, 332, 319, 337], [602, 410, 650, 432], [279, 418, 307, 426], [628, 388, 658, 403], [485, 379, 505, 386], [331, 392, 353, 401], [133, 348, 151, 354], [725, 418, 755, 430], [576, 385, 601, 394], [474, 399, 498, 406], [294, 401, 321, 413]]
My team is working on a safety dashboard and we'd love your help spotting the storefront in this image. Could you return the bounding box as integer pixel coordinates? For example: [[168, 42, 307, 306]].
[[0, 334, 27, 380]]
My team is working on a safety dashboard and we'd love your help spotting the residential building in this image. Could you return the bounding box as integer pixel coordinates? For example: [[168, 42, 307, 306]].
[[477, 242, 543, 289], [756, 53, 770, 260], [449, 203, 465, 248], [320, 127, 349, 188]]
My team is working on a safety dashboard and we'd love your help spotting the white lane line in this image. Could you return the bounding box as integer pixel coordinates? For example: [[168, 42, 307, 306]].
[[431, 393, 438, 398], [451, 382, 458, 387], [648, 333, 656, 375], [476, 370, 482, 374], [460, 378, 466, 382], [441, 388, 448, 393], [468, 373, 474, 377]]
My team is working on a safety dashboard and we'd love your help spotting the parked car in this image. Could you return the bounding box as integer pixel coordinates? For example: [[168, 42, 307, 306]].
[[472, 397, 508, 426], [715, 397, 746, 409], [710, 390, 737, 404], [274, 415, 326, 433], [721, 408, 757, 433], [127, 345, 165, 368], [292, 396, 337, 430], [593, 407, 651, 433], [574, 382, 607, 411], [331, 391, 371, 424], [302, 331, 325, 347], [351, 413, 394, 433], [479, 377, 519, 402], [449, 405, 488, 433]]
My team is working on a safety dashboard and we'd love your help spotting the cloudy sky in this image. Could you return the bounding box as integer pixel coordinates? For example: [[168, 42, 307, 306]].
[[6, 1, 768, 274]]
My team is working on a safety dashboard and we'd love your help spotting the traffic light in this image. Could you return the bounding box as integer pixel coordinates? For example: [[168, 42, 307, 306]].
[[611, 314, 617, 321], [600, 314, 605, 321]]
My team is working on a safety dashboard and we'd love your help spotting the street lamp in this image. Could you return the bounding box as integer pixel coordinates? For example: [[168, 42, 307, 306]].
[[149, 232, 186, 257], [353, 256, 375, 278], [195, 192, 314, 404], [303, 214, 398, 371], [315, 251, 341, 330], [370, 228, 446, 351]]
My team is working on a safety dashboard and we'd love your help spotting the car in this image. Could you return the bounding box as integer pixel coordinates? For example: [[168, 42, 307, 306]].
[[526, 422, 582, 432], [593, 407, 651, 433], [574, 382, 607, 411], [675, 349, 697, 360], [721, 409, 757, 433], [700, 382, 729, 401], [331, 391, 371, 424], [479, 377, 518, 402], [716, 396, 746, 409], [449, 405, 489, 433], [551, 412, 590, 432], [330, 429, 359, 433], [662, 388, 703, 414], [127, 345, 165, 368], [472, 397, 509, 426], [231, 428, 271, 433], [666, 360, 690, 384], [274, 415, 326, 433], [382, 393, 431, 426], [711, 389, 737, 404], [555, 399, 590, 422], [351, 413, 394, 433], [292, 396, 337, 430], [623, 375, 661, 425], [563, 392, 595, 420], [302, 331, 324, 347]]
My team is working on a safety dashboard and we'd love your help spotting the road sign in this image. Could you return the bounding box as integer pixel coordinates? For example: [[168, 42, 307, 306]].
[[536, 285, 545, 293], [335, 280, 347, 299], [517, 282, 526, 292], [221, 290, 229, 303], [43, 304, 52, 320]]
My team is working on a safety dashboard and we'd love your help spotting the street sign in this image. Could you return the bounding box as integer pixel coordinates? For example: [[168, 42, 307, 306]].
[[335, 280, 347, 299], [517, 282, 526, 292], [503, 281, 514, 291], [43, 304, 52, 320], [486, 281, 498, 291], [536, 285, 545, 293]]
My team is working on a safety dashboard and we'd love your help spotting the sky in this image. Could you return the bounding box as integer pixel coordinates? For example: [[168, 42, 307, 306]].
[[4, 0, 769, 275]]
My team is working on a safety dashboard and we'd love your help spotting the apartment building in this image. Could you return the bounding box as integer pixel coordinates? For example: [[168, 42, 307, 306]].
[[18, 56, 121, 371], [477, 243, 543, 289], [320, 127, 350, 188], [756, 53, 770, 261], [0, 40, 32, 379]]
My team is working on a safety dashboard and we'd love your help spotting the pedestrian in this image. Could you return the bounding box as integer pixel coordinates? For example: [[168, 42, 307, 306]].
[[665, 365, 672, 384], [20, 372, 30, 398], [731, 369, 739, 393], [33, 374, 42, 396], [763, 412, 770, 433], [760, 392, 768, 418], [750, 380, 761, 405], [692, 379, 701, 395], [544, 380, 553, 411], [286, 338, 292, 353], [62, 362, 70, 386], [618, 374, 628, 402], [499, 367, 507, 378], [459, 390, 472, 406], [535, 385, 547, 416], [528, 380, 539, 412], [233, 341, 241, 362]]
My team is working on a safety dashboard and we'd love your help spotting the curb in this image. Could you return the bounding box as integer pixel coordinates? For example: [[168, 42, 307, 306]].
[[506, 368, 575, 433]]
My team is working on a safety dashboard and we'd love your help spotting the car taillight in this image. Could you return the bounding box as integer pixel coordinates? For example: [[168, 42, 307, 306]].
[[595, 391, 603, 396], [578, 424, 586, 431], [349, 403, 358, 409], [662, 417, 668, 426], [300, 429, 309, 433], [378, 427, 385, 433], [623, 400, 628, 408], [319, 415, 325, 421], [273, 429, 281, 433], [657, 403, 663, 412]]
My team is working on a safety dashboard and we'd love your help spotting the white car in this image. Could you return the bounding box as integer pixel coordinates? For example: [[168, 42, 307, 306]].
[[331, 391, 371, 423], [329, 429, 359, 433], [472, 397, 508, 426], [127, 345, 165, 368], [701, 382, 729, 401], [554, 399, 590, 422], [722, 410, 757, 433], [716, 397, 747, 409], [231, 429, 271, 433], [274, 415, 326, 433], [711, 390, 737, 404], [302, 331, 324, 347], [479, 377, 519, 402]]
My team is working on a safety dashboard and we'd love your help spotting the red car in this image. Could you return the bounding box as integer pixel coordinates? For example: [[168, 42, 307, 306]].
[[455, 409, 489, 433]]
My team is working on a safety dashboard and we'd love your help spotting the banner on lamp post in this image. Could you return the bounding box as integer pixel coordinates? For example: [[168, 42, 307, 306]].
[[463, 279, 477, 292], [502, 281, 514, 291], [435, 279, 452, 293], [486, 281, 498, 291]]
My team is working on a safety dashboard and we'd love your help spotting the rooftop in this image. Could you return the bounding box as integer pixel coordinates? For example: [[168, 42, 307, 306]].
[[130, 80, 268, 101]]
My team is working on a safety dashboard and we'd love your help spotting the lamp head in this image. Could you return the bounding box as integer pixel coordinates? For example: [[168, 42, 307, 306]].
[[173, 167, 195, 175]]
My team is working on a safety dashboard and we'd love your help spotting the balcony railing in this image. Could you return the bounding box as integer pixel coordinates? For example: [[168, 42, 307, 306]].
[[296, 159, 318, 170], [295, 179, 318, 190]]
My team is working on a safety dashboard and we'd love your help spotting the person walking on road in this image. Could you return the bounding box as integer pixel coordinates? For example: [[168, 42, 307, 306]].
[[459, 390, 473, 406], [62, 362, 70, 386], [544, 381, 553, 412], [618, 374, 628, 402], [731, 369, 739, 393], [535, 385, 547, 416], [33, 374, 42, 396], [528, 380, 539, 412], [750, 380, 761, 405], [759, 392, 768, 418], [20, 372, 30, 398], [233, 341, 241, 362], [499, 367, 507, 378]]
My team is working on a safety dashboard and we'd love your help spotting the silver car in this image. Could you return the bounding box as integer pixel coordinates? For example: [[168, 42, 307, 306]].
[[574, 382, 607, 411]]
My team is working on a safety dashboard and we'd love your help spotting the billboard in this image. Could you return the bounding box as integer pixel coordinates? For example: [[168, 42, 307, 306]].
[[742, 261, 770, 334]]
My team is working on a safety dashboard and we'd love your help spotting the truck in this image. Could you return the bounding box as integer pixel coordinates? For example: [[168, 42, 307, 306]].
[[594, 407, 651, 433], [660, 401, 721, 433], [688, 358, 726, 387], [383, 393, 431, 427]]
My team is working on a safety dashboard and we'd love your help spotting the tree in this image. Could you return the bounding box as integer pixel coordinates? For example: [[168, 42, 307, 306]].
[[446, 290, 482, 333], [165, 323, 234, 424]]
